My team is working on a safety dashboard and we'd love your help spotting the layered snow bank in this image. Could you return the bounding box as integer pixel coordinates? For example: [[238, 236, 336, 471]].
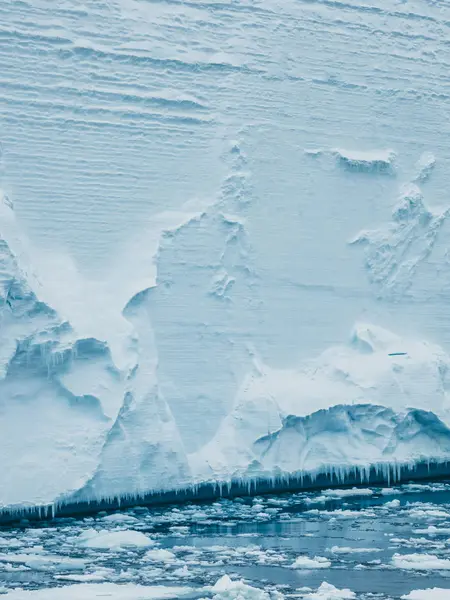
[[2, 188, 450, 516], [191, 322, 450, 483], [4, 0, 450, 516]]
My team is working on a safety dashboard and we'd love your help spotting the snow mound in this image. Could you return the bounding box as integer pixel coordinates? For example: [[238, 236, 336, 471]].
[[333, 148, 396, 174]]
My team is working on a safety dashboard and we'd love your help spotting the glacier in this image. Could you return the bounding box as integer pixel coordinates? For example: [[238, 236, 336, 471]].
[[2, 0, 450, 519]]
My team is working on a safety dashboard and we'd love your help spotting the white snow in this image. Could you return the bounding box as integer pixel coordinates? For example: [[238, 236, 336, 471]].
[[3, 0, 450, 512], [76, 529, 155, 550]]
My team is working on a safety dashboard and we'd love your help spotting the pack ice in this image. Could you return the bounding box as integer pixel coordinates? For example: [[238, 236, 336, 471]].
[[2, 0, 450, 516]]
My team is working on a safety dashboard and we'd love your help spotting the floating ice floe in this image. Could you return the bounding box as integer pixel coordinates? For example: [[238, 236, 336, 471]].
[[305, 582, 356, 600], [291, 556, 331, 569], [143, 549, 177, 563], [208, 575, 280, 600], [329, 546, 381, 555], [76, 529, 155, 550], [392, 553, 450, 570], [1, 583, 193, 599], [0, 553, 86, 572], [402, 589, 450, 600]]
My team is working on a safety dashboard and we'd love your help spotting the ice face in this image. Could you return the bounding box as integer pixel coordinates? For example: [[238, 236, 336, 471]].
[[3, 0, 450, 516]]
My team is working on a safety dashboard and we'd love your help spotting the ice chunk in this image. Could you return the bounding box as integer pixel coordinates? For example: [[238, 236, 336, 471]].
[[402, 590, 450, 600], [210, 575, 277, 600], [0, 553, 86, 572], [330, 546, 381, 555], [1, 583, 192, 599], [101, 513, 139, 524], [322, 488, 374, 498], [76, 529, 155, 550], [144, 549, 176, 563], [291, 556, 331, 569], [392, 553, 450, 570], [333, 148, 396, 174], [306, 582, 356, 600]]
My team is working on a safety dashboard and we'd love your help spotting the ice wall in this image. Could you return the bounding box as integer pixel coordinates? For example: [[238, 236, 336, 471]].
[[2, 0, 450, 513]]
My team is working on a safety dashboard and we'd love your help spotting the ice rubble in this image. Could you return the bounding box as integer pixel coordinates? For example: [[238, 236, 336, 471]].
[[3, 182, 450, 516]]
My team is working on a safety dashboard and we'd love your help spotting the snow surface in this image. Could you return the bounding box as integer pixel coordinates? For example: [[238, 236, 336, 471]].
[[3, 0, 450, 512]]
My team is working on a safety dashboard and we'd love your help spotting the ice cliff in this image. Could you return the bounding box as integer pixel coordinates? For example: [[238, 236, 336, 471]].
[[2, 0, 450, 516]]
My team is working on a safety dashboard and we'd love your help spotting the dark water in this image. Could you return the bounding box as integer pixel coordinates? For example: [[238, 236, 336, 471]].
[[2, 482, 450, 599]]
